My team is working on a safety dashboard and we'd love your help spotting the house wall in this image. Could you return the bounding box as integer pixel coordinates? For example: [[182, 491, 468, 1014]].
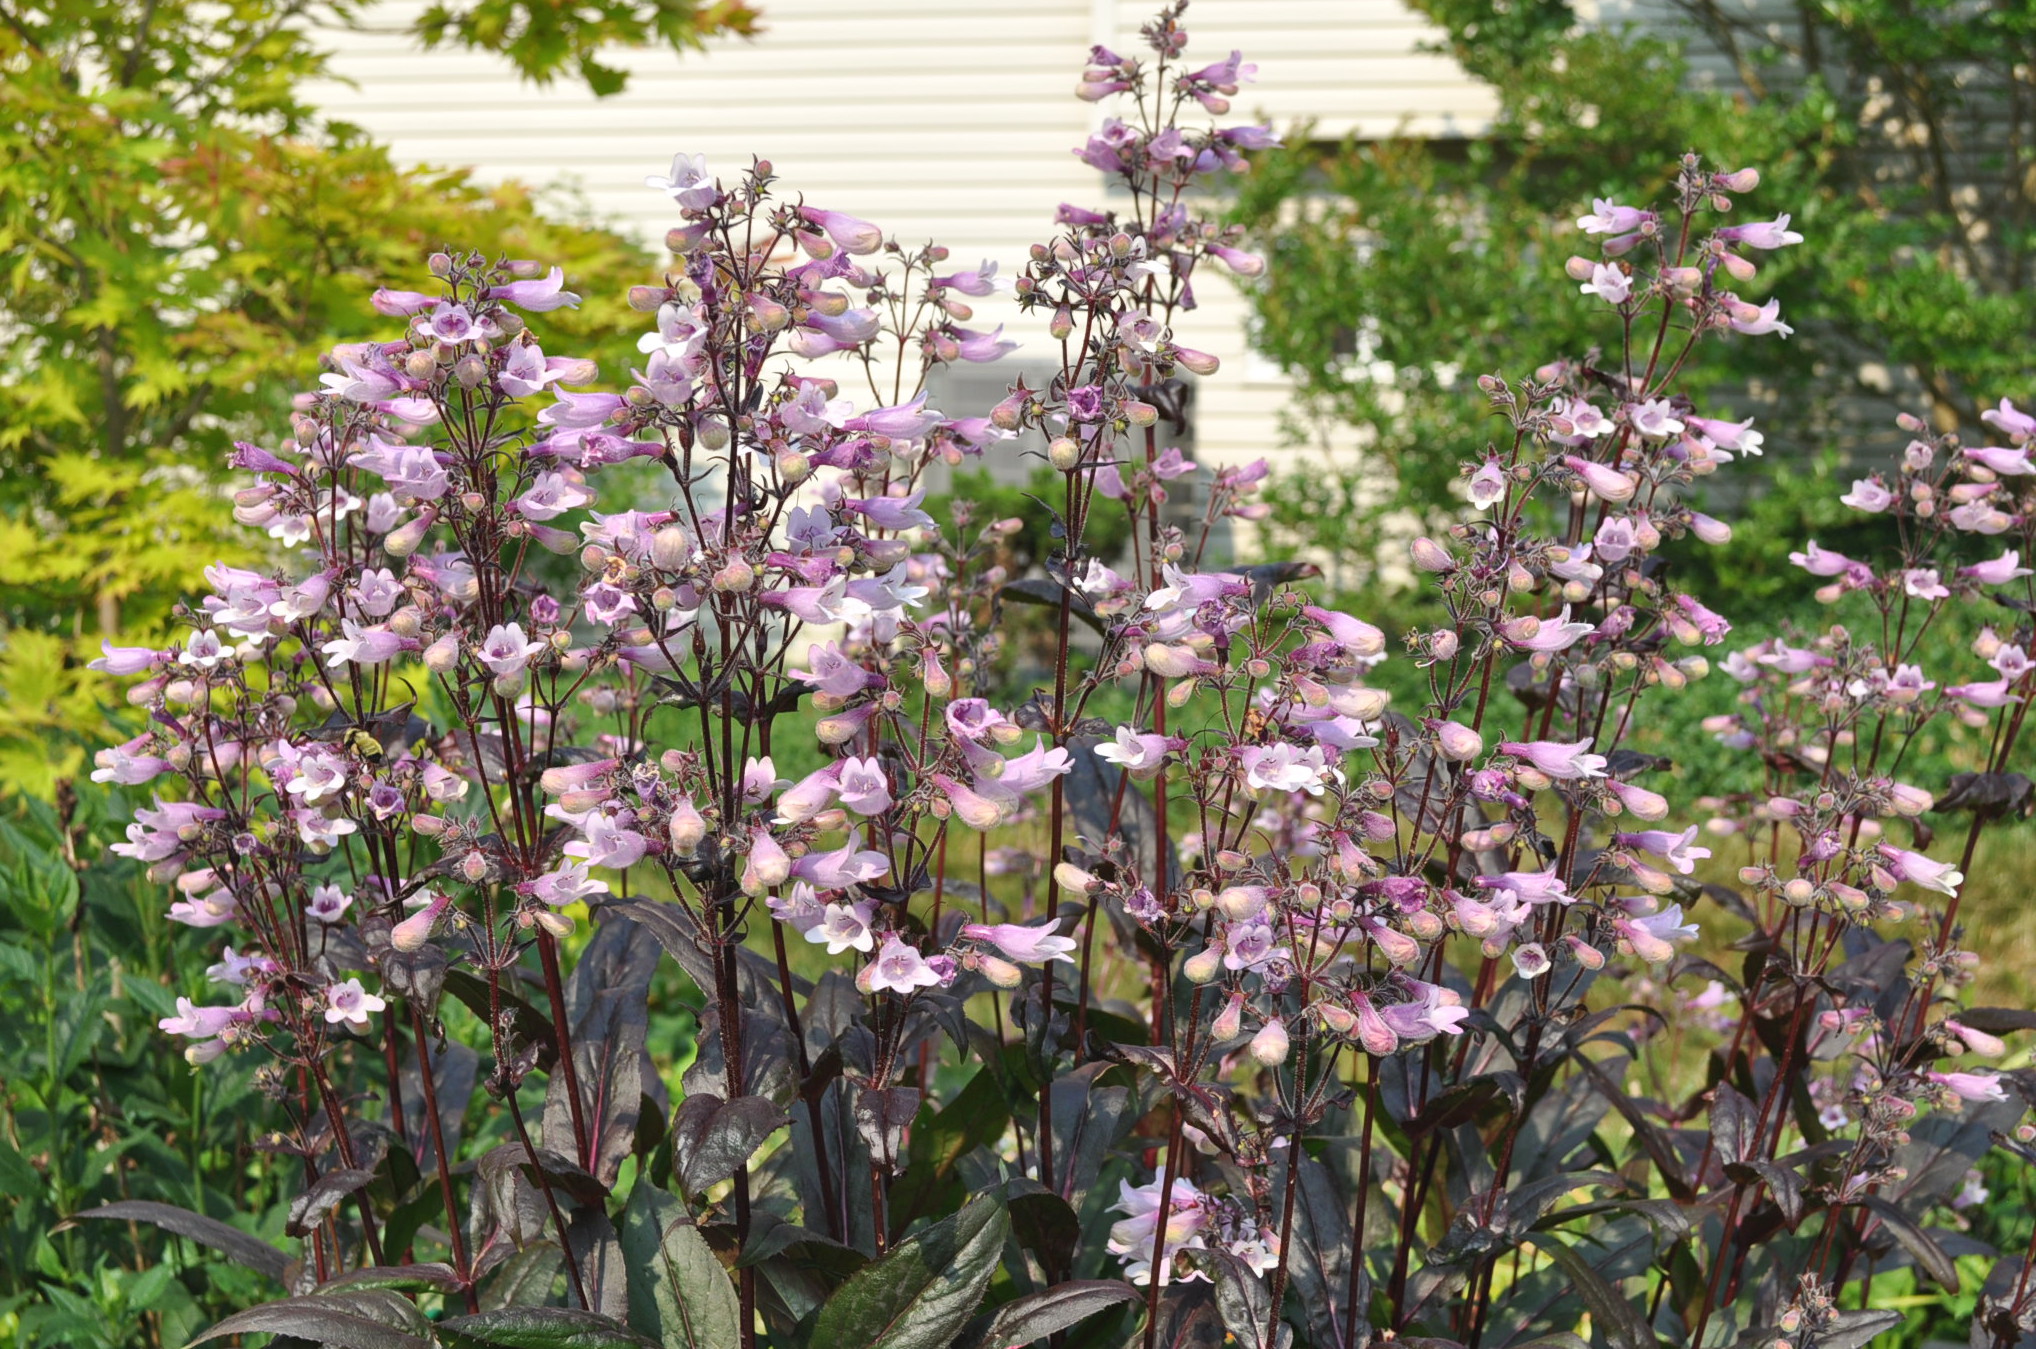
[[304, 0, 1501, 529]]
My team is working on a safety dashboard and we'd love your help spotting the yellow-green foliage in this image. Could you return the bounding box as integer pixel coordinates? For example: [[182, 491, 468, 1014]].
[[0, 3, 750, 793]]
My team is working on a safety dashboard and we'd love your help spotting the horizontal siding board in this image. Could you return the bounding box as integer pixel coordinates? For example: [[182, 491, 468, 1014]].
[[312, 0, 1508, 479]]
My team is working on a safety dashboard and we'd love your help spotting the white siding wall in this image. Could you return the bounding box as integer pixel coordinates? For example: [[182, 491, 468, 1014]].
[[306, 0, 1499, 513]]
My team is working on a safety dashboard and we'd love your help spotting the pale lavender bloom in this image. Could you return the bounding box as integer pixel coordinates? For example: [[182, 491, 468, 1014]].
[[564, 813, 648, 871], [1238, 743, 1331, 795], [1903, 568, 1951, 600], [1618, 826, 1712, 875], [306, 884, 352, 924], [531, 861, 609, 907], [807, 901, 878, 955], [1878, 845, 1963, 895], [1476, 867, 1573, 906], [1577, 199, 1646, 234], [488, 266, 581, 312], [845, 488, 935, 531], [1468, 458, 1508, 510], [835, 757, 893, 815], [1594, 518, 1637, 565], [1220, 920, 1290, 972], [353, 567, 405, 617], [91, 737, 173, 786], [794, 835, 891, 889], [964, 919, 1077, 965], [321, 620, 405, 667], [181, 628, 228, 670], [1788, 541, 1856, 577], [88, 641, 163, 675], [767, 882, 826, 936], [1980, 398, 2036, 440], [1499, 737, 1607, 779], [284, 747, 349, 805], [1720, 214, 1802, 249], [1107, 1177, 1209, 1285], [1628, 399, 1685, 439], [1927, 1070, 2008, 1103], [1964, 445, 2036, 475], [1512, 943, 1552, 979], [1096, 727, 1171, 776], [1614, 904, 1699, 963], [1686, 415, 1763, 456], [1841, 477, 1893, 512], [1377, 978, 1470, 1039], [801, 207, 884, 255], [514, 472, 594, 522], [1728, 297, 1793, 337], [479, 622, 545, 676], [1962, 550, 2033, 584], [324, 978, 386, 1029], [861, 936, 942, 994], [1579, 263, 1631, 305], [427, 302, 481, 344], [160, 998, 241, 1040], [795, 642, 880, 699], [647, 153, 717, 210]]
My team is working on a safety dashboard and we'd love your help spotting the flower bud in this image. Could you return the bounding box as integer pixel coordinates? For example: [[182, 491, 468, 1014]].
[[979, 954, 1024, 989], [696, 417, 730, 450], [1431, 720, 1483, 762], [1053, 862, 1099, 894], [1216, 885, 1268, 921], [712, 558, 755, 592], [422, 632, 461, 673], [1048, 437, 1082, 471], [1409, 537, 1454, 572], [651, 525, 693, 570], [1183, 946, 1223, 983], [382, 509, 438, 558], [1123, 400, 1158, 427], [1212, 991, 1245, 1042], [1248, 1017, 1291, 1066]]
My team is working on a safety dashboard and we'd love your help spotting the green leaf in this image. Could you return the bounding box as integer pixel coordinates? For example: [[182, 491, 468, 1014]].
[[954, 1280, 1142, 1349], [811, 1191, 1010, 1349], [186, 1291, 433, 1349], [1854, 1195, 1961, 1292], [76, 1200, 288, 1282], [620, 1179, 742, 1349], [888, 1067, 1011, 1230], [437, 1306, 658, 1349], [1523, 1234, 1655, 1349]]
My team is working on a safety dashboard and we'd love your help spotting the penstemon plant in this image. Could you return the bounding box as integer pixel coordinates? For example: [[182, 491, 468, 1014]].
[[80, 6, 2036, 1348]]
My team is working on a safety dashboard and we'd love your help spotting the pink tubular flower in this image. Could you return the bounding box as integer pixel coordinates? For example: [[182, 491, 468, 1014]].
[[1095, 726, 1171, 778], [1303, 605, 1386, 660], [964, 919, 1077, 965], [1107, 1177, 1209, 1285], [1613, 904, 1699, 964], [487, 266, 581, 312], [1788, 541, 1856, 577], [801, 207, 884, 255], [1499, 737, 1607, 779], [1878, 845, 1963, 896], [1563, 456, 1637, 503], [1980, 398, 2035, 440], [87, 641, 163, 676], [1964, 445, 2035, 476], [1962, 550, 2033, 584], [1577, 199, 1647, 234], [1617, 826, 1712, 875], [1927, 1070, 2008, 1103]]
